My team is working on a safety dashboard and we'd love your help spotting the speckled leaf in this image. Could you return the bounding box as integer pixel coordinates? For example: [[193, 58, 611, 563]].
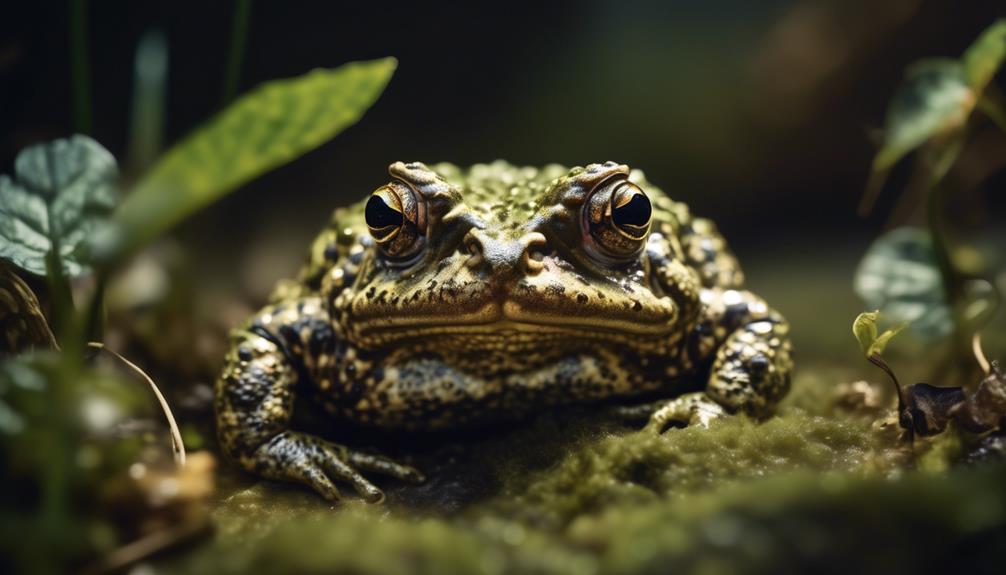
[[0, 135, 118, 276], [854, 227, 951, 340], [963, 19, 1006, 93], [108, 57, 397, 257]]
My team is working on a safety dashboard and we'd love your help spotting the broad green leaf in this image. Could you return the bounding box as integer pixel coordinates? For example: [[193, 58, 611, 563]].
[[854, 227, 951, 340], [962, 19, 1006, 93], [0, 136, 118, 276], [107, 57, 397, 259]]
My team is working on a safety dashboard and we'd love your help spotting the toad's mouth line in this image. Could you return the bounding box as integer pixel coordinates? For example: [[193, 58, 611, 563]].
[[350, 301, 678, 338]]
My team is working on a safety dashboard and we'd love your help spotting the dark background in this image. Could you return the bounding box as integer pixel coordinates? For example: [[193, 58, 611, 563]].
[[2, 0, 1005, 361]]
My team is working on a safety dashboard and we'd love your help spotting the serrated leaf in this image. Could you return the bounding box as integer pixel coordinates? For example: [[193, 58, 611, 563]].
[[106, 57, 397, 259], [0, 135, 118, 276], [963, 19, 1006, 93], [854, 227, 951, 340]]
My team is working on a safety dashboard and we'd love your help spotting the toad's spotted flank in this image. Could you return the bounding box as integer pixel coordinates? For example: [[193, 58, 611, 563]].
[[215, 161, 793, 502]]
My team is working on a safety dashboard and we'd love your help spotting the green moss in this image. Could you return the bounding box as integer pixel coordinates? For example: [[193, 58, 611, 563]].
[[163, 369, 1006, 573]]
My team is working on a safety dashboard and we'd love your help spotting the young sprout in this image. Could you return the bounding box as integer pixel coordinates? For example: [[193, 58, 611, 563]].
[[853, 310, 909, 414]]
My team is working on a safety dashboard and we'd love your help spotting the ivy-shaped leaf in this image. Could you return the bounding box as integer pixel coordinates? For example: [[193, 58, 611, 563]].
[[854, 227, 951, 340], [103, 57, 397, 260], [0, 135, 118, 276]]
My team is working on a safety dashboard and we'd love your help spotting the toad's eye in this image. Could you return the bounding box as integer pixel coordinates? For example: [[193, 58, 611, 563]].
[[583, 178, 652, 262], [366, 181, 426, 262]]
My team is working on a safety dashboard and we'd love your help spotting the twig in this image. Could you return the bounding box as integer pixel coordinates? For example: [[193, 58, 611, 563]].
[[972, 332, 991, 375], [87, 342, 186, 466], [84, 516, 212, 575]]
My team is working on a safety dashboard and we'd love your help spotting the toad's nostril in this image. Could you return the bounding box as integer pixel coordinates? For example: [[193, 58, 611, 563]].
[[463, 230, 486, 269], [520, 232, 547, 274]]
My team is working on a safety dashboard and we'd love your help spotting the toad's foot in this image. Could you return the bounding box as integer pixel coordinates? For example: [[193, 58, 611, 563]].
[[251, 431, 425, 503], [612, 393, 726, 432]]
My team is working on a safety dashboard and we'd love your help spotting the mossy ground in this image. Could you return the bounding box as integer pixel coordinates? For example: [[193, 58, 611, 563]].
[[162, 365, 1006, 574]]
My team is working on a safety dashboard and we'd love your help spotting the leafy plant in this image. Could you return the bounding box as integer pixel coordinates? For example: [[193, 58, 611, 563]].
[[855, 20, 1006, 369], [105, 58, 397, 260], [0, 56, 397, 572], [853, 311, 1006, 443]]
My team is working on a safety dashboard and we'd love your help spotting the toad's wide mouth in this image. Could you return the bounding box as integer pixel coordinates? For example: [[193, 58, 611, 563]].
[[344, 301, 681, 354]]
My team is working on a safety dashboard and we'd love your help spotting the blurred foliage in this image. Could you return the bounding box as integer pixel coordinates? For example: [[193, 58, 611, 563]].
[[0, 353, 148, 572], [0, 135, 118, 277], [105, 57, 397, 261], [863, 19, 1006, 211], [856, 19, 1005, 373], [855, 228, 950, 340], [0, 261, 57, 356], [0, 56, 398, 573]]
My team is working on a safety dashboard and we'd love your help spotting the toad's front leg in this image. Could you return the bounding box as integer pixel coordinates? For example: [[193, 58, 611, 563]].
[[643, 288, 793, 431], [214, 297, 423, 503]]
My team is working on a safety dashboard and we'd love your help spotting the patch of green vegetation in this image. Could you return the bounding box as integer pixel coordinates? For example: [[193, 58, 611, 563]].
[[165, 369, 1003, 574]]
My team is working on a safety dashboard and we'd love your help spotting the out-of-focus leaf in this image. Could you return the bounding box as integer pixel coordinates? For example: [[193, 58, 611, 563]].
[[126, 29, 168, 175], [852, 310, 907, 358], [860, 22, 1006, 214], [959, 278, 1000, 331], [978, 92, 1006, 132], [104, 57, 397, 260], [854, 227, 951, 340], [901, 383, 966, 437], [0, 359, 46, 434], [860, 61, 973, 214], [874, 60, 973, 172], [962, 19, 1006, 93], [0, 135, 118, 276], [0, 262, 57, 356]]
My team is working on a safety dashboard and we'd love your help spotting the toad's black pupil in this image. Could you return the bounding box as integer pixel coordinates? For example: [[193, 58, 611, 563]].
[[365, 195, 403, 229], [612, 193, 651, 227]]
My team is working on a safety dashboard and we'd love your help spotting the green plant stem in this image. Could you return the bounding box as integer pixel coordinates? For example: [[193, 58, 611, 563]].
[[69, 0, 91, 134], [222, 0, 251, 105], [923, 135, 972, 374]]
